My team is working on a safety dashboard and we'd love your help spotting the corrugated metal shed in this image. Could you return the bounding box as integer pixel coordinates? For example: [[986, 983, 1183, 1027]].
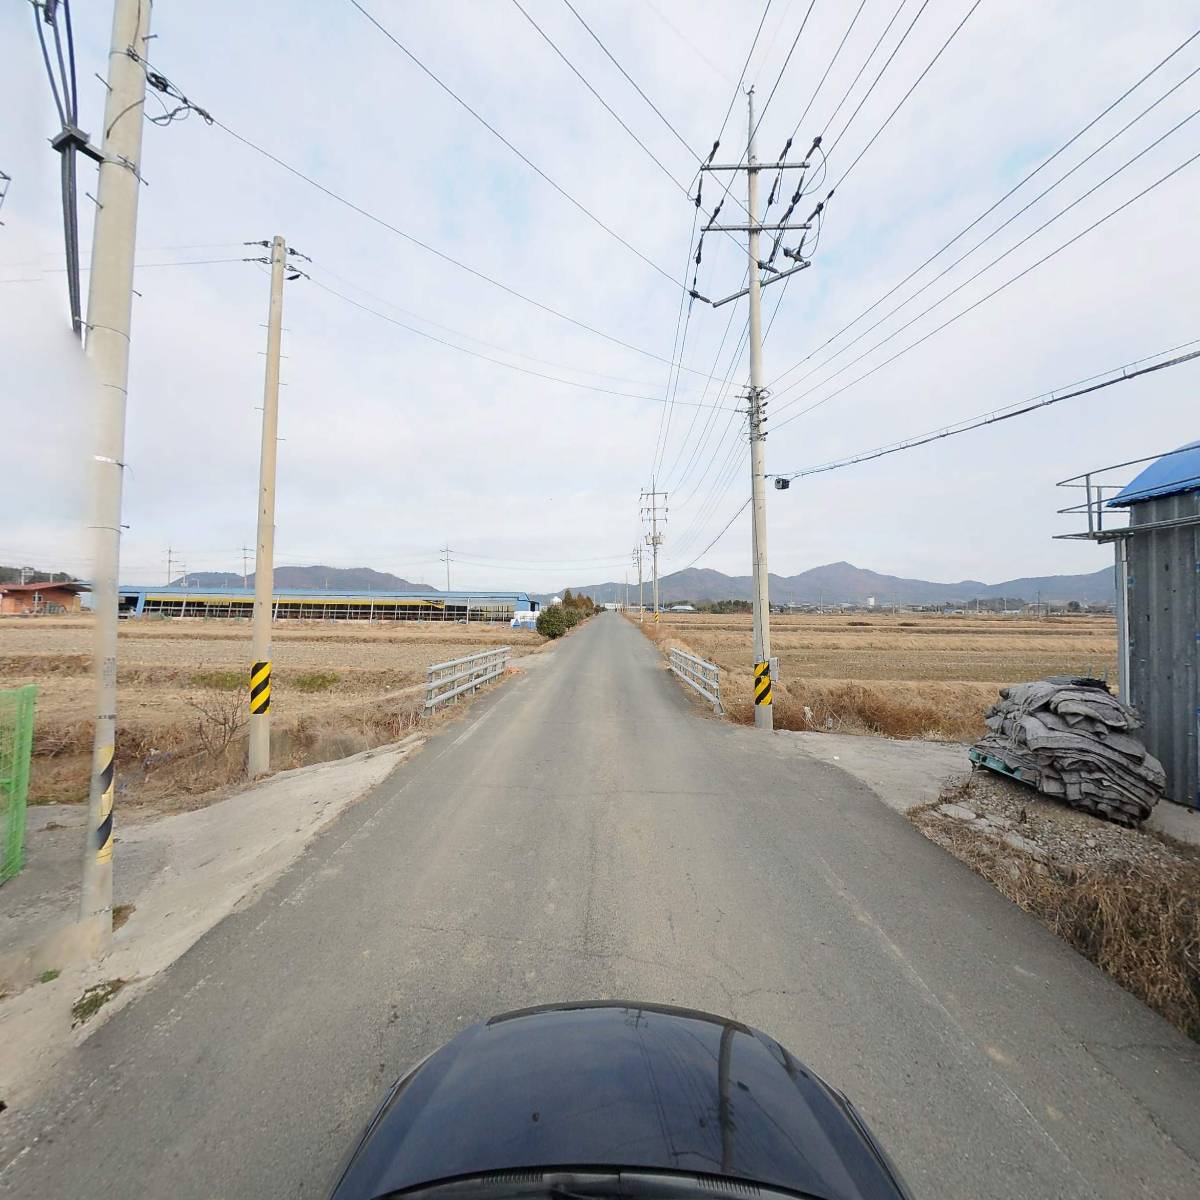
[[1124, 487, 1198, 807], [1060, 441, 1200, 809]]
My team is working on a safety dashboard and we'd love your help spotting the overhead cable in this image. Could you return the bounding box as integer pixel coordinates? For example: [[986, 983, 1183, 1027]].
[[774, 342, 1200, 479], [830, 0, 982, 190], [347, 0, 680, 287], [771, 145, 1200, 431], [307, 273, 741, 410], [766, 25, 1200, 390], [307, 261, 700, 393], [676, 499, 751, 571], [209, 117, 725, 378], [778, 65, 1200, 394]]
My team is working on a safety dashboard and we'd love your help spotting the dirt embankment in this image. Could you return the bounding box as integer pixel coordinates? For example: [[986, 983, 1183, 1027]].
[[915, 770, 1200, 1040], [1, 617, 543, 811], [639, 611, 1117, 740]]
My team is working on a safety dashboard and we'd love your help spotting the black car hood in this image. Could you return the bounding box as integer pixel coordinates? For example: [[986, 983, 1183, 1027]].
[[331, 1002, 904, 1200]]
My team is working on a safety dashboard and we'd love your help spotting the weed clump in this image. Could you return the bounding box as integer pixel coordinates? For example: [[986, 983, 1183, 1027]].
[[71, 978, 127, 1026]]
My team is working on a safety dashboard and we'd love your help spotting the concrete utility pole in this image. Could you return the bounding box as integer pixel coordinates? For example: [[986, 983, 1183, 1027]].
[[699, 90, 812, 731], [633, 545, 644, 622], [745, 90, 773, 730], [641, 483, 666, 622], [79, 0, 152, 946], [442, 542, 452, 592], [249, 235, 286, 778]]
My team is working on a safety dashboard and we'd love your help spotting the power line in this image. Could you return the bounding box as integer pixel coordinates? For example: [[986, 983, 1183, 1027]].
[[670, 433, 747, 560], [510, 0, 688, 196], [661, 292, 744, 484], [643, 0, 737, 86], [754, 0, 821, 136], [766, 25, 1200, 390], [451, 549, 633, 565], [697, 0, 776, 219], [713, 0, 776, 149], [308, 261, 697, 393], [831, 0, 982, 190], [772, 144, 1200, 431], [823, 0, 932, 158], [1, 256, 251, 282], [560, 0, 705, 165], [784, 0, 869, 144], [677, 498, 751, 571], [669, 321, 750, 498], [776, 68, 1200, 400], [651, 0, 777, 486], [550, 0, 754, 227], [32, 0, 84, 335], [652, 212, 701, 475], [307, 272, 741, 410], [210, 116, 723, 378], [347, 0, 679, 287], [813, 0, 911, 142], [706, 0, 820, 222], [774, 341, 1200, 479]]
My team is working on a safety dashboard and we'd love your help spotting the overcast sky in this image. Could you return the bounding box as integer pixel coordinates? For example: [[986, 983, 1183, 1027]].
[[3, 1, 1197, 593]]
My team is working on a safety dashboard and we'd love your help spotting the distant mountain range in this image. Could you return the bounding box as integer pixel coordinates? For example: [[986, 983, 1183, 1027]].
[[533, 561, 1115, 606], [161, 560, 1113, 606], [174, 566, 435, 592]]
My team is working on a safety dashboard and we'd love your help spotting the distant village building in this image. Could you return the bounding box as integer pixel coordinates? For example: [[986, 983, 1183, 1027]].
[[668, 604, 696, 612], [0, 581, 87, 616]]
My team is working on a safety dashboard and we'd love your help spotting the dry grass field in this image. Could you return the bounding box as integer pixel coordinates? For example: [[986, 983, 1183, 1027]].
[[0, 616, 543, 808], [644, 611, 1118, 740]]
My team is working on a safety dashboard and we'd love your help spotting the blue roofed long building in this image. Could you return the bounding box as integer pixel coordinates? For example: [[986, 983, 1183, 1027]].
[[116, 585, 538, 623]]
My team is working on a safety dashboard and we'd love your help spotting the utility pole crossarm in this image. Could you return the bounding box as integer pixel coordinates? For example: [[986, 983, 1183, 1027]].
[[703, 222, 811, 233], [701, 160, 810, 172]]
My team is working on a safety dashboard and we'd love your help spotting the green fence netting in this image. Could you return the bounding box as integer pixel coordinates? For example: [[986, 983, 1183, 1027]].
[[0, 684, 36, 884]]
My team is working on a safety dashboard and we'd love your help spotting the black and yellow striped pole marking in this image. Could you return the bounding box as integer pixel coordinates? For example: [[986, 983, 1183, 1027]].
[[754, 660, 773, 707], [250, 660, 272, 714], [94, 744, 115, 864]]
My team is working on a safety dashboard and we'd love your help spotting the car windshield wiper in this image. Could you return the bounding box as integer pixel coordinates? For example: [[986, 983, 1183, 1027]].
[[376, 1168, 831, 1200]]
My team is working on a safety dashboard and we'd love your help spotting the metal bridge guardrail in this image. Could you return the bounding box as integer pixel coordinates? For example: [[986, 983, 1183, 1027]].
[[425, 647, 511, 712], [669, 648, 722, 715]]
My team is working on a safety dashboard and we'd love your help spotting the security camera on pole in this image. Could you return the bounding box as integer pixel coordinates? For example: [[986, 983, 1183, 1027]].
[[699, 90, 815, 731]]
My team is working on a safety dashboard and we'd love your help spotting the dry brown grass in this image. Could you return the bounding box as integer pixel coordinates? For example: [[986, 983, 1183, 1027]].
[[914, 784, 1200, 1040], [0, 615, 542, 807], [641, 611, 1117, 740]]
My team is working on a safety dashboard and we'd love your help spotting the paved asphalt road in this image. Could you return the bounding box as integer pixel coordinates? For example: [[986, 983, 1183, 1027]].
[[3, 613, 1199, 1199]]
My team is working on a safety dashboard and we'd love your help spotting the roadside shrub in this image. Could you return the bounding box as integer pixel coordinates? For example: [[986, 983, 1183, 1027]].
[[537, 607, 569, 638], [562, 608, 582, 629], [190, 669, 244, 691], [293, 671, 339, 693]]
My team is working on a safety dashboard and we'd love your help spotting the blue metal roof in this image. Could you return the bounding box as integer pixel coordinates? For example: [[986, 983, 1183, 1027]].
[[1107, 440, 1200, 507]]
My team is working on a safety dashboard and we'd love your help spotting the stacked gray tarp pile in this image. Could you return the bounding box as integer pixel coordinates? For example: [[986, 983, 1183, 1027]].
[[972, 678, 1165, 825]]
